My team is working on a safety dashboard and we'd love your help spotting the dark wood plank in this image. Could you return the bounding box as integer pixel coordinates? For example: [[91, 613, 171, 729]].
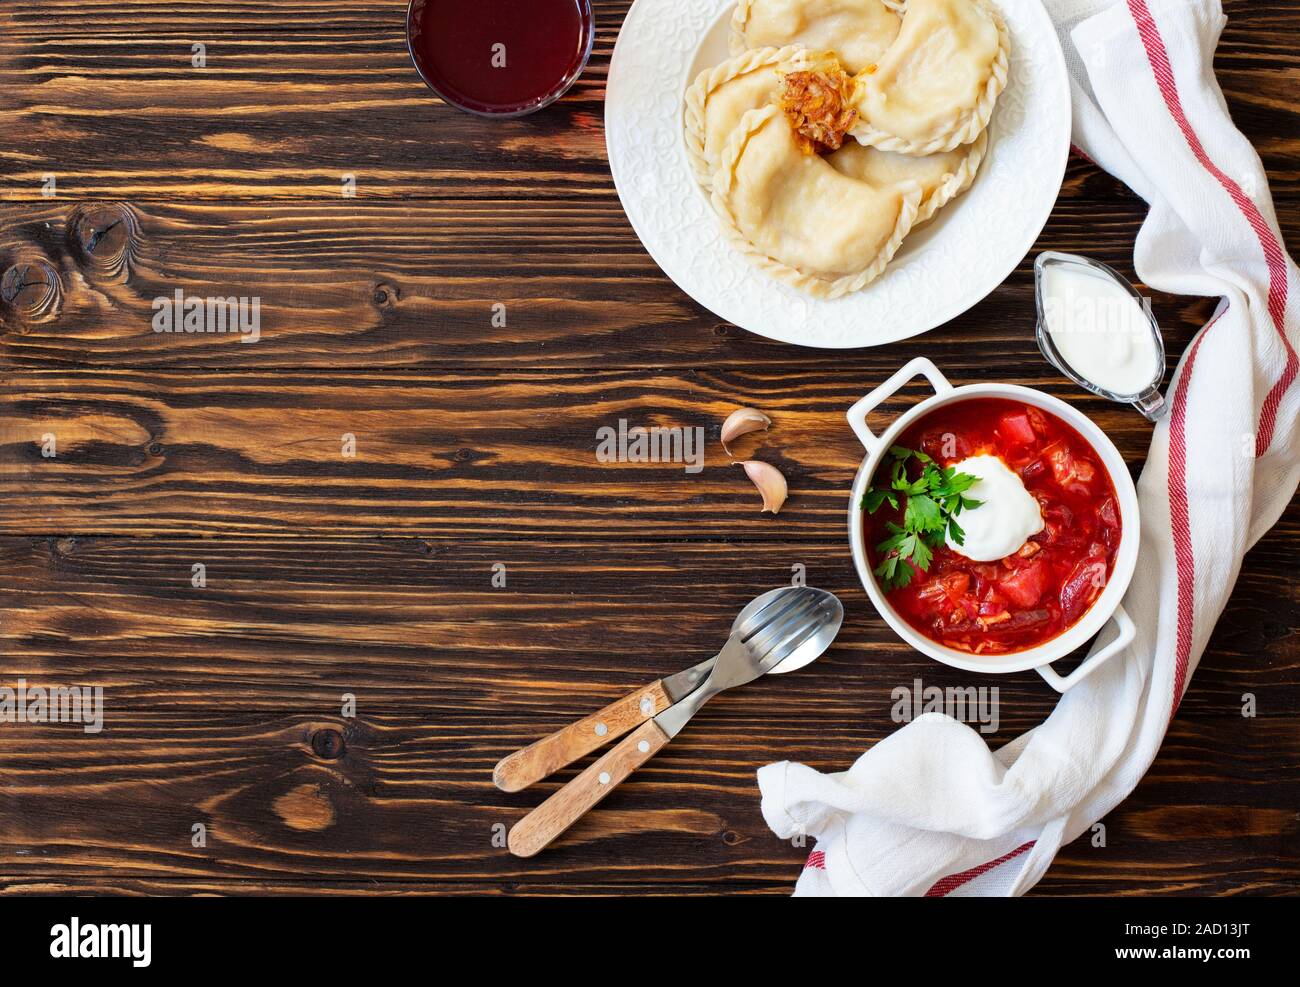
[[0, 187, 1270, 368], [0, 1, 1295, 201], [0, 369, 1212, 537], [0, 709, 1294, 894], [0, 0, 616, 201], [0, 533, 1294, 718], [0, 878, 803, 896]]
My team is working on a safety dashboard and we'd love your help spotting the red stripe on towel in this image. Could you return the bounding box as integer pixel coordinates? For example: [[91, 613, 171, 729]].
[[1127, 0, 1296, 454], [1165, 312, 1223, 713], [924, 841, 1034, 897]]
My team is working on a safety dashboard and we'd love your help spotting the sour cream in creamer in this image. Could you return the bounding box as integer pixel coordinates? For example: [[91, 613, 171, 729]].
[[945, 455, 1044, 562], [1041, 262, 1159, 396]]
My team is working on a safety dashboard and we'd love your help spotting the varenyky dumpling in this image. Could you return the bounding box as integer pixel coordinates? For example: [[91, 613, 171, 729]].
[[850, 0, 1009, 154], [731, 0, 902, 75], [685, 0, 1007, 298], [711, 104, 921, 298], [827, 129, 987, 224], [684, 45, 818, 191]]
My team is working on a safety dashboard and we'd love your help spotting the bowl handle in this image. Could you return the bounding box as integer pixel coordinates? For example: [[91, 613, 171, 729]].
[[1035, 604, 1136, 693], [846, 357, 952, 454]]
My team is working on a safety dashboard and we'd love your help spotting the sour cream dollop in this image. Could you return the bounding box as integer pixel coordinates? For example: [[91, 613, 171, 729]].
[[944, 454, 1044, 562]]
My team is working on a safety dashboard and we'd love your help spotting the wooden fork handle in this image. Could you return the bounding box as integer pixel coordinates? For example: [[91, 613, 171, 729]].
[[507, 719, 669, 858], [492, 680, 672, 792]]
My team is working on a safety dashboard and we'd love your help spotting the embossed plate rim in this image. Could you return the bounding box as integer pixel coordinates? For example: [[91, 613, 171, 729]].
[[605, 0, 1071, 349]]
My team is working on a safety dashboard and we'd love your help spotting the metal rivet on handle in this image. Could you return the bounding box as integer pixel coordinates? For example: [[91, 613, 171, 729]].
[[640, 696, 654, 716], [594, 722, 608, 736], [598, 772, 611, 785], [638, 741, 650, 753]]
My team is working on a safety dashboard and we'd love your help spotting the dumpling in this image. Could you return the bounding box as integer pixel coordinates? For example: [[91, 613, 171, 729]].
[[711, 104, 921, 298], [850, 0, 1009, 155], [684, 46, 812, 191], [731, 0, 902, 75], [827, 129, 987, 224]]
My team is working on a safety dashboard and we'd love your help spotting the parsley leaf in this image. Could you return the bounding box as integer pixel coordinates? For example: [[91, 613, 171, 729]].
[[860, 445, 984, 591], [862, 488, 898, 513], [903, 492, 943, 533], [947, 514, 966, 547], [908, 532, 933, 571]]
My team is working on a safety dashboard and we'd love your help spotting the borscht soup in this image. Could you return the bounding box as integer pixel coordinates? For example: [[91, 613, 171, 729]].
[[861, 397, 1121, 655]]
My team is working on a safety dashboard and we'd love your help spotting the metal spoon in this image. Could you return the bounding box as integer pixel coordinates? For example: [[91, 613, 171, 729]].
[[493, 586, 843, 794], [652, 586, 843, 739], [657, 585, 844, 701], [506, 586, 843, 856]]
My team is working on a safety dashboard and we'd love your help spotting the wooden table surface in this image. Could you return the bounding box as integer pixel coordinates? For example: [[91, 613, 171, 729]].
[[0, 0, 1296, 896]]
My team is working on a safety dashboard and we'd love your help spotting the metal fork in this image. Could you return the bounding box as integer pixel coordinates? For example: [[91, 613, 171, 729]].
[[506, 586, 843, 857]]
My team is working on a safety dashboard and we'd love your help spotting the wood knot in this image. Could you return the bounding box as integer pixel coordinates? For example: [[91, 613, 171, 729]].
[[0, 257, 63, 326], [310, 728, 346, 760], [272, 782, 336, 832], [67, 202, 141, 283], [372, 281, 399, 308]]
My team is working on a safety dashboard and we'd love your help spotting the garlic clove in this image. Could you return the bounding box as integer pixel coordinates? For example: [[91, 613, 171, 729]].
[[738, 460, 787, 514], [721, 407, 772, 455]]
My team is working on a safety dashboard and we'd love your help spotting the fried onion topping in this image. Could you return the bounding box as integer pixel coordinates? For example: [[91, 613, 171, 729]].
[[778, 63, 860, 155]]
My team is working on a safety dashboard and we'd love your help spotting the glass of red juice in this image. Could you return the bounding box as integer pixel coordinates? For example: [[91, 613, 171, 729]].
[[406, 0, 595, 118]]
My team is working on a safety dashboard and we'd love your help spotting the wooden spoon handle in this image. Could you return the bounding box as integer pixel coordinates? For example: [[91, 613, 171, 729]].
[[507, 719, 669, 858], [493, 680, 672, 792]]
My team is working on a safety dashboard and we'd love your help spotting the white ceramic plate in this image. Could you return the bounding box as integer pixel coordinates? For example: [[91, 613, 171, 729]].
[[605, 0, 1071, 348]]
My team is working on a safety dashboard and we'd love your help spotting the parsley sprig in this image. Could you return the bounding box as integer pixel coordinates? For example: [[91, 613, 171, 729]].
[[861, 446, 983, 591]]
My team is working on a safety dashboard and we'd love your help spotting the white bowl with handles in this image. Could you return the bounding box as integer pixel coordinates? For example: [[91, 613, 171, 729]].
[[846, 358, 1140, 692]]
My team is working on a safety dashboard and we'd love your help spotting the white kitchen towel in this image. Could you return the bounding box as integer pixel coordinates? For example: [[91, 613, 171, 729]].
[[758, 0, 1298, 896]]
